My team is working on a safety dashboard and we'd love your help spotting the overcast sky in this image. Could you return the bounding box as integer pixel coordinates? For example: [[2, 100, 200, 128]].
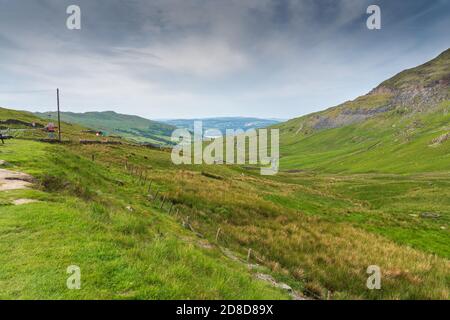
[[0, 0, 449, 120]]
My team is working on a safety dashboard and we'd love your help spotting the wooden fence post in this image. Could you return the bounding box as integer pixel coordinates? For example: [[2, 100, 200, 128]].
[[160, 196, 166, 209], [147, 181, 153, 193], [215, 228, 221, 242], [247, 248, 252, 262]]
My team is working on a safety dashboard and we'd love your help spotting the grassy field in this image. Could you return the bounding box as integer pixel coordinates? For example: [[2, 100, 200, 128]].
[[11, 138, 443, 300]]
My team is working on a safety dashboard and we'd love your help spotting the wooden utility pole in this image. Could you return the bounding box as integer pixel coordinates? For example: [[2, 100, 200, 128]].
[[57, 88, 61, 142]]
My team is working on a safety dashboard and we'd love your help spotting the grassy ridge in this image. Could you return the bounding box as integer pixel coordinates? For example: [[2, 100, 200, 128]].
[[34, 111, 176, 145], [380, 49, 450, 89], [0, 140, 288, 299], [0, 106, 112, 142]]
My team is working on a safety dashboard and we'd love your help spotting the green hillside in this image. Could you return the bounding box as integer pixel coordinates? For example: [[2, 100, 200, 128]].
[[0, 107, 106, 141], [276, 49, 450, 173], [35, 111, 176, 145]]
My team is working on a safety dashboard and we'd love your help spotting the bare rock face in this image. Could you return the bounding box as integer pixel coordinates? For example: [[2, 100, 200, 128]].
[[390, 85, 449, 112], [311, 105, 393, 131], [370, 86, 395, 95]]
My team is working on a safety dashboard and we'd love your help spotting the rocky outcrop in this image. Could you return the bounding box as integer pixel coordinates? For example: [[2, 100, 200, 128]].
[[310, 104, 393, 130], [305, 80, 448, 132], [374, 83, 449, 112]]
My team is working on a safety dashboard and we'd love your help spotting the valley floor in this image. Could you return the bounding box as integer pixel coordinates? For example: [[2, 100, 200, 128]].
[[0, 139, 448, 299]]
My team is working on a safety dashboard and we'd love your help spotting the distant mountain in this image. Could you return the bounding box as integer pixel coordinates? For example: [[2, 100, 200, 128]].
[[162, 117, 282, 136], [34, 111, 176, 145], [275, 48, 450, 173]]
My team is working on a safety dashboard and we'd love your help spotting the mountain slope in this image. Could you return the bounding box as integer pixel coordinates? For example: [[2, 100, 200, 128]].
[[35, 111, 176, 145], [276, 49, 450, 173]]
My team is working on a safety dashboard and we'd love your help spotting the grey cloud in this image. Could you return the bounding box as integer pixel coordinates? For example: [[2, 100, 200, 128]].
[[0, 0, 448, 119]]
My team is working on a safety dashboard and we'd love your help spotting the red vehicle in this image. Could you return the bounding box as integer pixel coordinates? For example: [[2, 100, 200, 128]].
[[44, 123, 58, 139], [45, 122, 56, 132]]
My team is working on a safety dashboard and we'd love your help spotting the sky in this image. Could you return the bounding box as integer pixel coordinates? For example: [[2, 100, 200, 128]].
[[0, 0, 449, 120]]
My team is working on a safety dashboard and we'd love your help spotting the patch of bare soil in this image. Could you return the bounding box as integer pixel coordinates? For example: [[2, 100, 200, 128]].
[[0, 168, 33, 191]]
